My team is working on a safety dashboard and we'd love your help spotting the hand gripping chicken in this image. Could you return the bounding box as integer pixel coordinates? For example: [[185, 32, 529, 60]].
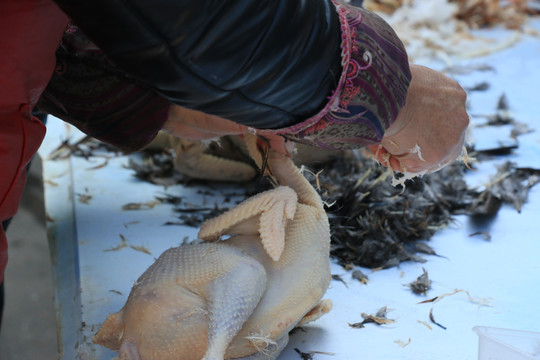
[[93, 135, 333, 360]]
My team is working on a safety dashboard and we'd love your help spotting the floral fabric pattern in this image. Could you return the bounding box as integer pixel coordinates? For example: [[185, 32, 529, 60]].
[[257, 1, 411, 150], [38, 25, 170, 151]]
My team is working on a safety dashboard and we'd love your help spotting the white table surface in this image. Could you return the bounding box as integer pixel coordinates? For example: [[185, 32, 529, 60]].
[[38, 20, 540, 360]]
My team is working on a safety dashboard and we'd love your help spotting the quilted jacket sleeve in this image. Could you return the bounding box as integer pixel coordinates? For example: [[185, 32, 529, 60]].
[[50, 0, 411, 150], [51, 0, 343, 129]]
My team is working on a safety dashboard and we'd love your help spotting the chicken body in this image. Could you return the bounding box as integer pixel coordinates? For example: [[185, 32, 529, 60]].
[[93, 139, 332, 360]]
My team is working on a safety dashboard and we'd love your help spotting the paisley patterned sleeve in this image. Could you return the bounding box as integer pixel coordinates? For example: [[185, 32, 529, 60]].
[[37, 25, 170, 152], [257, 1, 412, 150]]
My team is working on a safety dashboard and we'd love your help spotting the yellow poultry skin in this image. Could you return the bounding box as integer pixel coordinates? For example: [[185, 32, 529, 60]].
[[93, 135, 332, 360]]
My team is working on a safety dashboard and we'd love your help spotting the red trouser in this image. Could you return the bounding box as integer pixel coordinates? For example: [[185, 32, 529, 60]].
[[0, 0, 68, 282]]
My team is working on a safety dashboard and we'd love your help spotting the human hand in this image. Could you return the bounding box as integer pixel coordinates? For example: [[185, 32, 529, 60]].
[[162, 105, 292, 155], [368, 64, 469, 174]]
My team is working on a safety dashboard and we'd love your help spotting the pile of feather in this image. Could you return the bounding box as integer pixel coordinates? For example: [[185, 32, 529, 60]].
[[360, 0, 540, 61], [316, 151, 539, 269]]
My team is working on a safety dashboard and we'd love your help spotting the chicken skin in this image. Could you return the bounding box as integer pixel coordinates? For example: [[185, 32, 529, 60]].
[[93, 136, 332, 359]]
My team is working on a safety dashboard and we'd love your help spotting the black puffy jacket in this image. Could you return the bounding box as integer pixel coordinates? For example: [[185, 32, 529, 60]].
[[52, 0, 342, 129]]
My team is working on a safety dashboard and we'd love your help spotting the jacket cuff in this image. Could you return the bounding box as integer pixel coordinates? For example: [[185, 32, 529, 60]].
[[258, 1, 411, 150]]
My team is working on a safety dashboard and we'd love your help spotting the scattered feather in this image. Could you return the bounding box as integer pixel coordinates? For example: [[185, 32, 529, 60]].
[[294, 348, 335, 360], [349, 306, 395, 328], [469, 231, 492, 241], [429, 308, 447, 330], [351, 269, 369, 284], [129, 245, 152, 255], [103, 234, 129, 252], [77, 193, 93, 204], [394, 338, 412, 348], [419, 289, 493, 331], [408, 268, 432, 295], [417, 320, 433, 330], [331, 274, 348, 288], [122, 200, 160, 211]]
